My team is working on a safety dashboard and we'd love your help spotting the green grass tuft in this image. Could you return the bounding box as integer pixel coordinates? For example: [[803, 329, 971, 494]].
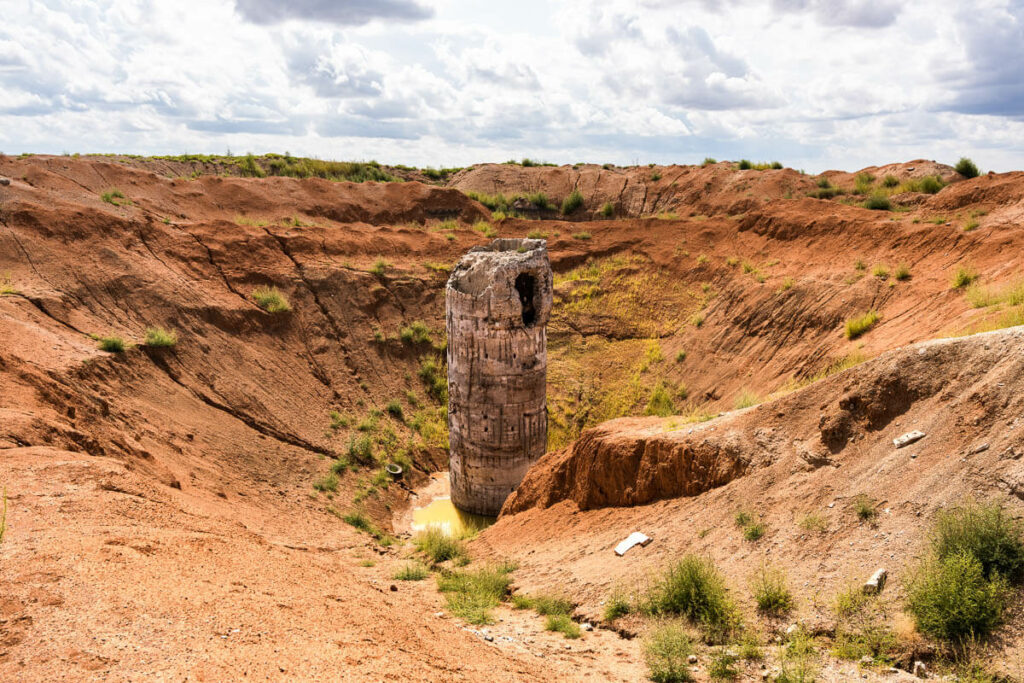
[[436, 563, 515, 625], [394, 562, 430, 581], [561, 189, 584, 215], [955, 157, 980, 178], [952, 265, 979, 289], [750, 565, 794, 616], [144, 326, 178, 347], [252, 286, 291, 313], [641, 555, 740, 641], [844, 310, 879, 340], [643, 622, 695, 683], [98, 336, 126, 353], [415, 527, 468, 564], [545, 614, 581, 638]]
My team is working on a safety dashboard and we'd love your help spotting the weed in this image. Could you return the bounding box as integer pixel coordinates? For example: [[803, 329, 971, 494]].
[[385, 400, 404, 422], [956, 157, 980, 178], [423, 262, 451, 273], [572, 231, 592, 240], [527, 229, 547, 239], [561, 189, 584, 215], [436, 563, 515, 625], [779, 277, 795, 291], [709, 651, 739, 680], [100, 189, 127, 205], [844, 310, 880, 340], [853, 494, 877, 522], [737, 159, 753, 170], [370, 258, 390, 275], [952, 265, 979, 289], [472, 220, 497, 238], [527, 191, 554, 210], [963, 219, 980, 232], [834, 583, 870, 618], [734, 511, 753, 527], [394, 562, 430, 581], [415, 527, 468, 564], [98, 336, 126, 353], [750, 565, 793, 616], [872, 264, 890, 279], [604, 591, 631, 621], [744, 522, 766, 542], [725, 256, 739, 267], [643, 622, 695, 683], [894, 264, 911, 281], [919, 175, 946, 194], [313, 473, 339, 492], [695, 254, 708, 265], [0, 273, 17, 296], [734, 389, 760, 410], [882, 174, 900, 187], [252, 286, 291, 313], [854, 259, 866, 271], [798, 513, 828, 534], [601, 201, 615, 217], [545, 614, 581, 638], [651, 171, 662, 181], [703, 157, 717, 166], [675, 350, 687, 363], [690, 312, 705, 328], [144, 326, 177, 347], [644, 381, 676, 417], [854, 172, 875, 195], [359, 559, 375, 567], [418, 355, 448, 403]]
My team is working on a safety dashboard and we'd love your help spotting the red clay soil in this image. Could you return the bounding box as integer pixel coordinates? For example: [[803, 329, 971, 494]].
[[0, 154, 1022, 680]]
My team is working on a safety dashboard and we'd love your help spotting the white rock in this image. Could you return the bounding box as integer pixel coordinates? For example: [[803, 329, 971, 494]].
[[864, 568, 888, 594]]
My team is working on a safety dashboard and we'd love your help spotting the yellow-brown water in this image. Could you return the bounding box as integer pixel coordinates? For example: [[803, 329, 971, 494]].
[[411, 496, 495, 537]]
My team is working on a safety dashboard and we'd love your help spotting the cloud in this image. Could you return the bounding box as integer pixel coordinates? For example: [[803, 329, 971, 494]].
[[772, 0, 903, 28], [234, 0, 434, 26]]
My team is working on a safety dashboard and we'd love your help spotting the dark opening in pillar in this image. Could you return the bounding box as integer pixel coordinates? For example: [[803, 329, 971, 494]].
[[515, 273, 537, 327]]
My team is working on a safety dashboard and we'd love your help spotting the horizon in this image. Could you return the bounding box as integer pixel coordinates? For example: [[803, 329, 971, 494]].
[[2, 1, 1023, 173]]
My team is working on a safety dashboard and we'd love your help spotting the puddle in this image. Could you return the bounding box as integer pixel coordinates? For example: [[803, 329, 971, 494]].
[[396, 472, 496, 537], [412, 496, 494, 536]]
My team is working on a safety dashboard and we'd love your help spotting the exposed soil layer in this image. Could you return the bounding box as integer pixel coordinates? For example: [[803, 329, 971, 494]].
[[1, 154, 1023, 680]]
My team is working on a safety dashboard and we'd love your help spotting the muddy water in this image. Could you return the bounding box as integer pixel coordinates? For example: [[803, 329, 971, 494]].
[[395, 472, 496, 536]]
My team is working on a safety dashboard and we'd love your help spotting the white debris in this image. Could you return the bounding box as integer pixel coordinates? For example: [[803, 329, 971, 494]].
[[914, 661, 927, 678], [863, 568, 888, 595], [614, 532, 652, 556], [893, 430, 926, 448]]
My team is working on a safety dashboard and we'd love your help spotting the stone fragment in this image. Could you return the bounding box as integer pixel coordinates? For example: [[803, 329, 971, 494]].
[[893, 431, 926, 448], [0, 177, 10, 186], [914, 661, 927, 678], [863, 568, 887, 594], [687, 655, 698, 664], [614, 532, 652, 556]]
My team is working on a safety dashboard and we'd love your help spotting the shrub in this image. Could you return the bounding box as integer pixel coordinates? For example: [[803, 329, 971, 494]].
[[98, 336, 126, 352], [779, 277, 795, 291], [399, 320, 432, 344], [734, 511, 753, 527], [882, 174, 899, 188], [854, 172, 875, 195], [346, 434, 374, 463], [853, 494, 877, 522], [770, 161, 783, 169], [952, 265, 979, 289], [572, 231, 592, 240], [415, 527, 468, 564], [872, 264, 889, 279], [702, 157, 717, 166], [394, 562, 430, 581], [561, 189, 584, 215], [906, 550, 1009, 641], [545, 614, 581, 638], [964, 219, 980, 232], [436, 563, 514, 625], [930, 499, 1024, 582], [737, 159, 752, 170], [418, 355, 448, 403], [798, 513, 828, 533], [675, 350, 686, 363], [252, 286, 291, 313], [894, 264, 911, 281], [642, 555, 739, 640], [864, 194, 891, 210], [526, 229, 547, 239], [690, 312, 705, 328], [750, 565, 794, 616], [844, 310, 880, 339], [472, 220, 497, 238], [834, 583, 870, 618], [643, 623, 694, 683], [370, 258, 390, 275], [144, 326, 177, 347], [956, 157, 980, 179], [526, 191, 554, 210], [385, 400, 404, 422], [651, 172, 662, 181], [601, 201, 615, 217]]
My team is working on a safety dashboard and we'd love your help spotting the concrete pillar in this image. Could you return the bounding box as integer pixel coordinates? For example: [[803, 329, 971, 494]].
[[446, 238, 553, 516]]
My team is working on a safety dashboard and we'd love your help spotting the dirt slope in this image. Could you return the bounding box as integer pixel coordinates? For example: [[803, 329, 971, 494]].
[[1, 153, 1023, 680]]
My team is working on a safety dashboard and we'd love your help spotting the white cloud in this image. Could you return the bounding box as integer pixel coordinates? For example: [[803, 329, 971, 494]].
[[0, 0, 1022, 171]]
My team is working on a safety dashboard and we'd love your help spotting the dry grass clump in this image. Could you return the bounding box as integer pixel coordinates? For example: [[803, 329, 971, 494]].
[[252, 286, 291, 313], [144, 326, 177, 347], [844, 310, 879, 339]]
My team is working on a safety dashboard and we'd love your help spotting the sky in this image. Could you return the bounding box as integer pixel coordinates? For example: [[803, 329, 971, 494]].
[[1, 0, 1023, 172]]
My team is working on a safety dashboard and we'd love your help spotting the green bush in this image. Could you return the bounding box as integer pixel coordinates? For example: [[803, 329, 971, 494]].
[[709, 651, 739, 680], [100, 189, 126, 205], [750, 565, 793, 616], [844, 310, 880, 340], [906, 550, 1009, 641], [642, 555, 739, 640], [144, 326, 177, 347], [882, 174, 899, 188], [414, 527, 468, 564], [394, 562, 430, 581], [313, 473, 339, 492], [572, 231, 592, 240], [920, 175, 945, 194], [702, 157, 717, 166], [604, 592, 631, 621], [252, 286, 291, 313], [399, 320, 432, 344], [743, 522, 766, 542], [737, 159, 753, 170], [956, 157, 980, 179], [863, 194, 891, 211], [645, 382, 676, 417], [98, 335, 126, 352], [601, 201, 615, 217], [675, 350, 686, 362], [526, 191, 554, 210], [385, 400, 404, 422], [545, 614, 581, 638], [370, 258, 390, 275], [854, 172, 875, 195], [853, 494, 877, 522], [643, 623, 694, 683], [418, 354, 448, 403], [952, 265, 979, 289], [561, 189, 584, 215], [931, 499, 1024, 582], [894, 264, 911, 281]]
